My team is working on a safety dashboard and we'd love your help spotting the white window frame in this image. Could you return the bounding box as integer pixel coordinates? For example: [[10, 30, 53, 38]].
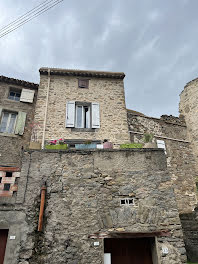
[[0, 111, 17, 134], [75, 104, 91, 128], [8, 88, 21, 102]]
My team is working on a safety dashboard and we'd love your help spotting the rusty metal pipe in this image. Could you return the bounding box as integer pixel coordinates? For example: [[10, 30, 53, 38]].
[[38, 184, 47, 231]]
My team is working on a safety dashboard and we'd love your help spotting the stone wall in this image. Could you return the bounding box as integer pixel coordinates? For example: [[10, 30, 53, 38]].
[[0, 80, 38, 167], [0, 149, 187, 264], [180, 79, 198, 182], [34, 69, 130, 146], [180, 207, 198, 262], [127, 111, 198, 214]]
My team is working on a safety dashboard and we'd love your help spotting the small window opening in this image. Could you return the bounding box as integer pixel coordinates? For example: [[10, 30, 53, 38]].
[[78, 79, 89, 89], [4, 184, 10, 191], [8, 88, 21, 101], [121, 199, 126, 205], [196, 182, 198, 191], [120, 198, 135, 206], [0, 177, 2, 183], [6, 172, 12, 177]]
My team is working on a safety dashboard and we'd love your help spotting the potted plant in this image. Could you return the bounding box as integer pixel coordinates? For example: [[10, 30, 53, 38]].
[[143, 133, 157, 148], [120, 143, 143, 149], [45, 138, 68, 150]]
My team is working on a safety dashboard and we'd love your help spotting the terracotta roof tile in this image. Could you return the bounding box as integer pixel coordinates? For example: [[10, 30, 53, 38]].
[[39, 67, 125, 79], [0, 75, 38, 89]]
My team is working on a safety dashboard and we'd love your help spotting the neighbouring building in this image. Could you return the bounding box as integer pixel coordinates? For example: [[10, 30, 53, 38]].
[[33, 68, 130, 148], [0, 75, 38, 167], [1, 67, 198, 263], [0, 75, 38, 202]]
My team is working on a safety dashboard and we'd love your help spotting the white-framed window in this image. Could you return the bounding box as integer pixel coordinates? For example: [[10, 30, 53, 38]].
[[66, 101, 100, 129], [8, 87, 35, 103], [0, 109, 27, 135], [76, 105, 90, 128], [0, 112, 17, 134], [8, 88, 21, 101]]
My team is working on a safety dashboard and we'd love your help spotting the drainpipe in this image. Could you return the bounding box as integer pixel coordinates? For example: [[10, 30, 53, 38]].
[[41, 68, 51, 149], [38, 182, 47, 232]]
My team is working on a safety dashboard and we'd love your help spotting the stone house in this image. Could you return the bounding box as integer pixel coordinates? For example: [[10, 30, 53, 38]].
[[33, 68, 130, 148], [0, 75, 38, 167], [0, 76, 38, 201], [1, 67, 198, 264]]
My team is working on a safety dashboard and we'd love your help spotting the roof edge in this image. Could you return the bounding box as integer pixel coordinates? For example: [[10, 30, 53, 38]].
[[39, 67, 125, 79], [0, 75, 38, 89]]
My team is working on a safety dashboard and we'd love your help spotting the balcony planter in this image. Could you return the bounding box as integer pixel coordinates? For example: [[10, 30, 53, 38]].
[[45, 144, 68, 150], [120, 143, 143, 149], [75, 143, 97, 150]]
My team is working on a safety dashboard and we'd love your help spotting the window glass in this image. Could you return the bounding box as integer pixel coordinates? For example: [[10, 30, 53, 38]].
[[8, 113, 17, 133], [76, 106, 83, 128], [75, 105, 90, 128], [8, 89, 21, 101], [0, 112, 17, 134], [84, 106, 90, 128], [0, 112, 9, 132]]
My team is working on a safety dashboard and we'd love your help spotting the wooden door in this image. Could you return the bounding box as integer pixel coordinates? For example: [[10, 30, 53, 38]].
[[104, 238, 153, 264], [0, 230, 8, 264]]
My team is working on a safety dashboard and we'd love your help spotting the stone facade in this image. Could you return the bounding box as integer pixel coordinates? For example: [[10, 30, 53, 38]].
[[0, 76, 38, 167], [180, 78, 198, 182], [180, 207, 198, 262], [127, 110, 198, 214], [0, 149, 187, 264], [33, 68, 130, 147]]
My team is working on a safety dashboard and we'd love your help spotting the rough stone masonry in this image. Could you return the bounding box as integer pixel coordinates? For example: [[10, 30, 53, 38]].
[[0, 149, 187, 264]]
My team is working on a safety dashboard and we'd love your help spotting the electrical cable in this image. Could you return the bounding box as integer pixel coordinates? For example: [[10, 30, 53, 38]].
[[0, 0, 56, 34], [0, 0, 63, 39]]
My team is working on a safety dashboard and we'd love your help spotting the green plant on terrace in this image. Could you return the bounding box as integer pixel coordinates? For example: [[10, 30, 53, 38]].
[[143, 133, 153, 143], [120, 143, 143, 149]]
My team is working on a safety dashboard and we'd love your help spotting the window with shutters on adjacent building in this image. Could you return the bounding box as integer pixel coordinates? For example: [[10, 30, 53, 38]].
[[0, 109, 27, 136], [8, 88, 21, 101], [0, 111, 17, 134], [66, 101, 100, 130], [8, 87, 35, 103]]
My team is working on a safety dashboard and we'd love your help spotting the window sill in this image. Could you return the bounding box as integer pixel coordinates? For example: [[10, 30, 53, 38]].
[[71, 128, 96, 132], [4, 99, 21, 103], [0, 132, 18, 138]]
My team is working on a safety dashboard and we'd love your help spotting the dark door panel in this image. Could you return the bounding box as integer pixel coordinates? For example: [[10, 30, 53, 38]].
[[0, 229, 8, 264], [104, 238, 153, 264]]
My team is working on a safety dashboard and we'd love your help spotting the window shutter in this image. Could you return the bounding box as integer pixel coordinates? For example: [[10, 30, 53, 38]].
[[66, 101, 75, 127], [157, 140, 166, 154], [92, 102, 100, 128], [14, 112, 27, 135], [20, 89, 35, 103]]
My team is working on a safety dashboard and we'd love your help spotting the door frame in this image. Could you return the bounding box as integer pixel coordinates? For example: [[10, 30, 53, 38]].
[[102, 232, 161, 264]]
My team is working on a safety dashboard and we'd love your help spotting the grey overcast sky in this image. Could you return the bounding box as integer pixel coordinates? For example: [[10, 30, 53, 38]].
[[0, 0, 198, 117]]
